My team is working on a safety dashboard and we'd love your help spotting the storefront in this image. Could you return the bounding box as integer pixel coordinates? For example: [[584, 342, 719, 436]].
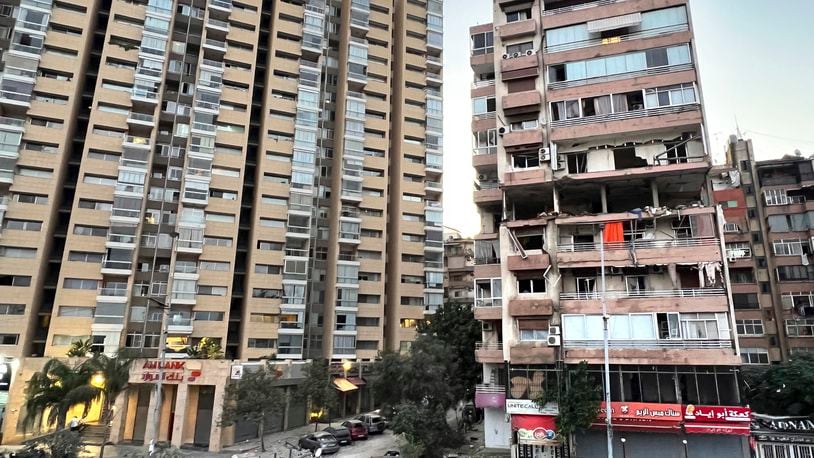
[[506, 399, 563, 458], [751, 413, 814, 458], [576, 402, 749, 458]]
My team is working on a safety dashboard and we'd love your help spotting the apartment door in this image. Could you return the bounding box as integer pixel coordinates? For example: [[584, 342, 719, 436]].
[[132, 384, 152, 443], [193, 386, 215, 447]]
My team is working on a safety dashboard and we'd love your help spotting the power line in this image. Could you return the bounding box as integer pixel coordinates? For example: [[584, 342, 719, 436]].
[[744, 130, 814, 145]]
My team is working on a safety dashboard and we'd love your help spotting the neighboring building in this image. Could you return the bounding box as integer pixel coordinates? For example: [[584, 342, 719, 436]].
[[470, 1, 747, 457], [0, 0, 443, 451], [444, 231, 475, 306], [711, 136, 814, 364]]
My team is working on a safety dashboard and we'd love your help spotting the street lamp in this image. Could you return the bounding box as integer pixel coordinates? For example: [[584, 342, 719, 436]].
[[342, 360, 352, 417], [620, 437, 626, 458], [682, 439, 688, 458], [599, 223, 613, 458]]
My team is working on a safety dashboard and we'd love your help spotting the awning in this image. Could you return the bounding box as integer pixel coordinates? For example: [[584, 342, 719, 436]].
[[332, 378, 359, 392], [347, 376, 366, 386], [511, 414, 559, 446]]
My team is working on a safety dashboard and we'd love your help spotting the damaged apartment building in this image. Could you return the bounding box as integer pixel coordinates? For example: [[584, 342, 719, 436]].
[[470, 0, 746, 457], [711, 136, 814, 364]]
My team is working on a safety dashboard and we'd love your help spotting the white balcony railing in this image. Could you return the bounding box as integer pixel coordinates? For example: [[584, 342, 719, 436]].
[[543, 0, 628, 16], [475, 384, 505, 394], [564, 339, 733, 349], [476, 342, 503, 351], [560, 288, 726, 300], [550, 103, 700, 130], [558, 237, 719, 253]]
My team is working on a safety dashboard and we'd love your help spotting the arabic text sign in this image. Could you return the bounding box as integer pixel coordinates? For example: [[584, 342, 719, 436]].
[[684, 405, 751, 423], [599, 402, 683, 423], [140, 360, 202, 383]]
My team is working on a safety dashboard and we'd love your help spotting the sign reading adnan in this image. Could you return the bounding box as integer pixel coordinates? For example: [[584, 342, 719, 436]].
[[140, 360, 202, 383]]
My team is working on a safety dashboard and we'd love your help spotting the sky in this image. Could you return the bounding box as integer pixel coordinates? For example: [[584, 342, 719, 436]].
[[441, 0, 814, 237]]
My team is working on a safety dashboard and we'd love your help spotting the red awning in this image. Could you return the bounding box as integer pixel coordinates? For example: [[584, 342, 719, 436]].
[[511, 415, 559, 446]]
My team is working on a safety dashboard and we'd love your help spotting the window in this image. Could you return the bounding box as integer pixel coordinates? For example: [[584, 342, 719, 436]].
[[518, 319, 549, 341], [248, 338, 276, 349], [68, 251, 104, 263], [786, 319, 814, 337], [517, 277, 546, 294], [773, 239, 806, 256], [204, 236, 233, 247], [475, 278, 501, 307], [473, 129, 497, 155], [63, 278, 99, 290], [736, 319, 764, 337], [729, 268, 755, 284], [548, 44, 691, 83], [471, 31, 493, 55], [0, 304, 25, 315], [644, 83, 696, 108], [73, 225, 108, 237], [510, 119, 538, 131], [472, 97, 496, 115], [741, 348, 770, 365], [0, 334, 19, 345], [58, 306, 94, 318], [3, 219, 42, 231], [725, 242, 751, 259], [193, 311, 224, 321], [0, 246, 36, 258], [732, 293, 759, 310], [17, 167, 53, 178], [13, 193, 48, 205], [506, 41, 533, 55], [764, 189, 788, 206], [777, 265, 814, 282], [199, 261, 229, 272], [506, 9, 531, 23]]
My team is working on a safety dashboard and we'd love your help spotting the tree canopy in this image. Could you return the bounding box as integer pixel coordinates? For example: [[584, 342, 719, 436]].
[[535, 361, 601, 450], [219, 362, 286, 452], [741, 353, 814, 416], [296, 359, 339, 423]]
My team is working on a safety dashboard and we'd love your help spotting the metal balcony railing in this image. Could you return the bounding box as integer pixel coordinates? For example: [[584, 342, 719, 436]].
[[99, 286, 128, 297], [563, 339, 733, 349], [475, 299, 502, 307], [475, 342, 503, 350], [546, 24, 689, 53], [475, 384, 505, 394], [550, 104, 700, 129], [542, 0, 628, 15], [560, 288, 726, 300], [558, 237, 719, 253]]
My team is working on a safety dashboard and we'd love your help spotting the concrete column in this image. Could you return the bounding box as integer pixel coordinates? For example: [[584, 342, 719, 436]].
[[108, 387, 130, 444], [158, 386, 173, 442], [143, 386, 159, 446], [170, 384, 189, 448], [208, 384, 227, 452], [651, 180, 660, 207], [552, 187, 560, 213], [600, 185, 608, 213], [121, 388, 139, 442], [282, 386, 291, 430]]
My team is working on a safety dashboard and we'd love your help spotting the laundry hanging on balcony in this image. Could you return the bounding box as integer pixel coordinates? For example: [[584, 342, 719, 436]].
[[698, 261, 722, 287], [603, 221, 625, 243]]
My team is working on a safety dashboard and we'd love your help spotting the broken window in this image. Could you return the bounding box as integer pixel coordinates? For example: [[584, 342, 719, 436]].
[[664, 140, 689, 163], [510, 119, 539, 131], [612, 91, 644, 112], [515, 228, 544, 250], [581, 95, 612, 117], [576, 277, 596, 298], [625, 276, 647, 294], [672, 216, 693, 238], [551, 99, 580, 121], [656, 313, 681, 339], [566, 152, 588, 173], [549, 64, 566, 82], [613, 146, 647, 170], [517, 277, 546, 294], [512, 152, 540, 169]]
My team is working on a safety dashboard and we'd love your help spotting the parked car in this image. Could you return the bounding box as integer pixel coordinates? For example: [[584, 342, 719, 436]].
[[356, 413, 387, 434], [323, 425, 352, 446], [341, 419, 369, 440], [298, 432, 340, 455]]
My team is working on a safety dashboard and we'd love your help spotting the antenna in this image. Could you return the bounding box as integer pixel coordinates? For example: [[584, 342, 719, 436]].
[[735, 116, 743, 140]]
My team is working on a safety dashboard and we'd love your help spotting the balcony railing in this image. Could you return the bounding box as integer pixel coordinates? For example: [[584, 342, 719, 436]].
[[550, 103, 700, 129], [560, 288, 726, 300], [99, 286, 128, 297], [475, 299, 502, 307], [474, 256, 500, 265], [476, 342, 503, 350], [558, 237, 719, 253], [0, 116, 25, 129], [542, 0, 628, 16], [564, 339, 733, 349], [546, 24, 689, 53], [475, 384, 505, 394], [549, 63, 695, 91]]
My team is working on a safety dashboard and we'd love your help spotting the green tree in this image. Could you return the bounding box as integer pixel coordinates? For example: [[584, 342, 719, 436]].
[[23, 359, 99, 432], [219, 363, 286, 452], [186, 337, 224, 359], [742, 353, 814, 416], [536, 361, 601, 454], [390, 401, 462, 458], [17, 430, 85, 458], [65, 339, 93, 358], [296, 359, 338, 428], [417, 302, 481, 403], [370, 351, 406, 412], [81, 352, 135, 458]]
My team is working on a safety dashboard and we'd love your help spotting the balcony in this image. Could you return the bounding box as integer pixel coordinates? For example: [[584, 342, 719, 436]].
[[122, 135, 151, 149], [475, 384, 506, 409], [502, 90, 542, 115], [0, 116, 25, 132], [508, 298, 554, 317], [474, 303, 502, 320], [507, 252, 550, 271], [475, 342, 504, 363], [166, 316, 193, 334], [425, 180, 442, 193], [98, 286, 129, 301], [550, 104, 703, 141], [208, 0, 232, 11], [203, 38, 227, 54], [473, 182, 501, 205], [559, 288, 728, 314], [563, 340, 740, 365], [101, 259, 133, 275], [127, 112, 155, 127], [510, 343, 558, 364], [557, 237, 721, 268], [545, 24, 689, 54], [497, 18, 537, 40], [473, 151, 498, 170], [502, 129, 544, 150], [500, 53, 539, 80]]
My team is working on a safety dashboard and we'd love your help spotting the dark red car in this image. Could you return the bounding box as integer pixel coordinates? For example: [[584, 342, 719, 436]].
[[341, 420, 369, 440]]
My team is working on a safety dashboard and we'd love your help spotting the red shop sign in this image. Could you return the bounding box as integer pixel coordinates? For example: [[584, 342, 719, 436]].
[[593, 402, 683, 431], [684, 405, 751, 436]]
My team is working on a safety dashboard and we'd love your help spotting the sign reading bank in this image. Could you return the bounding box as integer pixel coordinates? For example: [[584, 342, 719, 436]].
[[139, 360, 202, 383]]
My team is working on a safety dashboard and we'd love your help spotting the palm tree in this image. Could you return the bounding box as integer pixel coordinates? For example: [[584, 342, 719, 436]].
[[80, 351, 134, 458], [23, 359, 100, 433]]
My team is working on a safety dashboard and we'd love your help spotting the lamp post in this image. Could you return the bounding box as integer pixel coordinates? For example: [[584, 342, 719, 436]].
[[620, 437, 626, 458], [682, 439, 688, 458], [599, 223, 613, 458], [342, 360, 352, 417]]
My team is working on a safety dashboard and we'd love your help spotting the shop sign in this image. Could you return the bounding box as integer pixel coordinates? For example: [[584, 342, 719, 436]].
[[140, 360, 201, 383], [512, 414, 559, 446], [230, 364, 244, 380], [599, 402, 683, 423], [752, 413, 814, 445], [684, 405, 751, 423], [506, 399, 558, 415]]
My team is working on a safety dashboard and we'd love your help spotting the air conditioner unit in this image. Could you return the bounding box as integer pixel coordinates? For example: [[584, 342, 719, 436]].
[[512, 52, 521, 58], [525, 49, 535, 56], [547, 335, 561, 347], [477, 173, 489, 181], [498, 126, 507, 136], [548, 326, 561, 335], [538, 147, 550, 162], [502, 54, 510, 60], [482, 322, 494, 332]]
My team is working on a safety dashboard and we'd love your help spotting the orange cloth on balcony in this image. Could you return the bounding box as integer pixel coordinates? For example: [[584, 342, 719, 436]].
[[603, 222, 625, 243]]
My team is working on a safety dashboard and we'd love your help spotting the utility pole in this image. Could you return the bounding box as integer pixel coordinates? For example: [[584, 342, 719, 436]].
[[599, 224, 613, 458]]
